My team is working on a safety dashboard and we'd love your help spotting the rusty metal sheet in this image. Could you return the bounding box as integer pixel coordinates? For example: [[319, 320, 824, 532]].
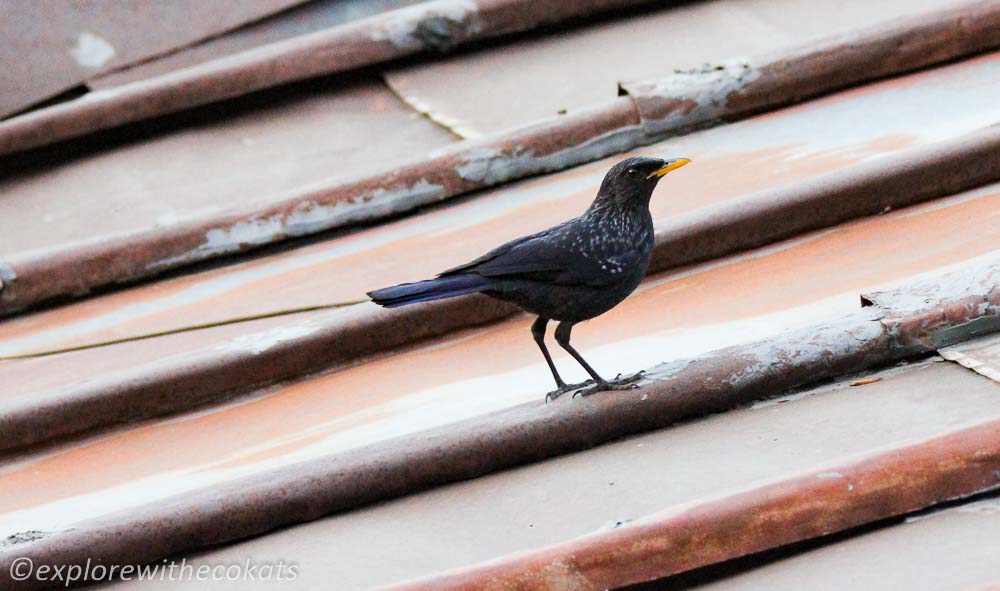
[[640, 494, 1000, 591], [3, 7, 1000, 315], [100, 361, 1000, 590], [940, 333, 1000, 384], [386, 408, 1000, 590], [0, 77, 456, 256], [1, 180, 998, 451], [4, 49, 1000, 322], [384, 0, 970, 135], [91, 0, 427, 89], [0, 296, 516, 451], [0, 0, 661, 155], [0, 0, 307, 118], [0, 259, 995, 583]]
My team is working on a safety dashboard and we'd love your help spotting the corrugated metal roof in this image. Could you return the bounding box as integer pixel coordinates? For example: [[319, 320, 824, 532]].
[[1, 1, 999, 589], [106, 358, 1000, 590], [0, 0, 308, 118], [2, 0, 998, 314], [648, 490, 1000, 591], [384, 0, 954, 135]]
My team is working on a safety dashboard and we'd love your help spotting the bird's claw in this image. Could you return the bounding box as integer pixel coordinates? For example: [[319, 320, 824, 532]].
[[572, 372, 646, 398], [545, 379, 596, 402], [614, 370, 646, 380]]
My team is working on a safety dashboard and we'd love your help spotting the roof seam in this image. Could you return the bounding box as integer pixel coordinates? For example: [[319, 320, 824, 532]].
[[379, 74, 467, 140]]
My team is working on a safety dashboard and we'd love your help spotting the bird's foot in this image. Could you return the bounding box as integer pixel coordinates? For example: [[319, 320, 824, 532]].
[[545, 379, 596, 402], [573, 371, 646, 398], [613, 370, 645, 383]]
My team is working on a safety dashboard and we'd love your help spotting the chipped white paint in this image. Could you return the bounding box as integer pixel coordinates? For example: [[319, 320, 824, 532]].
[[817, 472, 845, 479], [455, 125, 646, 186], [718, 307, 886, 391], [0, 259, 17, 300], [149, 179, 445, 271], [69, 31, 115, 68], [369, 0, 481, 50], [622, 59, 758, 136], [216, 324, 320, 355], [154, 207, 222, 228], [456, 146, 520, 184], [0, 171, 598, 356], [861, 254, 1000, 316]]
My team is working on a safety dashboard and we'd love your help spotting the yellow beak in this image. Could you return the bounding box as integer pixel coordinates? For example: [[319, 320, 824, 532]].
[[647, 158, 691, 179]]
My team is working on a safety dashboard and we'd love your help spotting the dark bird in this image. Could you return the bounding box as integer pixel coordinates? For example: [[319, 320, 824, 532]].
[[368, 156, 690, 400]]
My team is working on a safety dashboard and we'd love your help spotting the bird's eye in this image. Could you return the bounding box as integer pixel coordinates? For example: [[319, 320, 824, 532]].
[[626, 168, 637, 175]]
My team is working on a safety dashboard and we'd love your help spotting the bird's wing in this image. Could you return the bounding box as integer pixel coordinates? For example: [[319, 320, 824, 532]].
[[440, 224, 629, 287], [438, 231, 542, 277]]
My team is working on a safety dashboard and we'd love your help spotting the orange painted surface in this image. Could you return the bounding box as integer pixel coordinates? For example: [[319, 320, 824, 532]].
[[0, 137, 917, 354], [6, 47, 1000, 356], [1, 186, 997, 527]]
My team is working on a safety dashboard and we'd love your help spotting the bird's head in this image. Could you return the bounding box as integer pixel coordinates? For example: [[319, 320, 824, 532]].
[[594, 156, 690, 209]]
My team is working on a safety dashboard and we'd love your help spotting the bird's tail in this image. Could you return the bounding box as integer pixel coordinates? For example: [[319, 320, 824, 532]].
[[367, 274, 489, 308]]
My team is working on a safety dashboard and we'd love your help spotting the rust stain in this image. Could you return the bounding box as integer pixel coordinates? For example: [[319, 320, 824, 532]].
[[2, 5, 999, 317], [0, 188, 997, 515], [388, 417, 1000, 590], [0, 0, 661, 155], [0, 136, 916, 355]]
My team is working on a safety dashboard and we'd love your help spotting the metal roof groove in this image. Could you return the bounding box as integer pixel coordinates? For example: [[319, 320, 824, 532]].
[[2, 1, 998, 314], [387, 411, 1000, 590], [0, 260, 995, 586], [2, 128, 998, 451], [0, 0, 661, 156]]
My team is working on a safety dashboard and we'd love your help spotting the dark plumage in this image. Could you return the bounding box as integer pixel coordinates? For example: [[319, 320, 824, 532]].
[[368, 156, 690, 399]]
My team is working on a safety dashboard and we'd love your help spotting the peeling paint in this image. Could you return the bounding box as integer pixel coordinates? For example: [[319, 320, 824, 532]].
[[861, 256, 1000, 316], [149, 180, 445, 271], [455, 125, 646, 185], [370, 0, 482, 52], [216, 324, 320, 355], [68, 31, 116, 68], [718, 308, 886, 390], [862, 255, 1000, 352], [620, 59, 759, 137], [1, 529, 57, 549], [0, 259, 16, 303], [154, 207, 223, 228]]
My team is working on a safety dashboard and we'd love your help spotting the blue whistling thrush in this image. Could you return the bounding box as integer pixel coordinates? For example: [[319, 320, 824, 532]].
[[368, 156, 690, 400]]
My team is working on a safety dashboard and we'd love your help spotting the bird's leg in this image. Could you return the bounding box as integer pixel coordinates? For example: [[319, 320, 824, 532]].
[[533, 317, 592, 401], [554, 322, 643, 397]]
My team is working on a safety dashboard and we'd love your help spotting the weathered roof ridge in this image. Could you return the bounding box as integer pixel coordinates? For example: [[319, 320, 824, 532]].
[[2, 1, 998, 314], [1, 258, 995, 588], [0, 0, 659, 156], [4, 127, 998, 451], [387, 410, 1000, 590]]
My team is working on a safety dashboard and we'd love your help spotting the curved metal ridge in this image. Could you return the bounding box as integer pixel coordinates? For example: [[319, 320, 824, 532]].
[[0, 0, 656, 156], [2, 131, 998, 451], [2, 1, 999, 314], [0, 295, 517, 451], [648, 125, 1000, 272], [385, 418, 1000, 590], [0, 260, 995, 588]]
